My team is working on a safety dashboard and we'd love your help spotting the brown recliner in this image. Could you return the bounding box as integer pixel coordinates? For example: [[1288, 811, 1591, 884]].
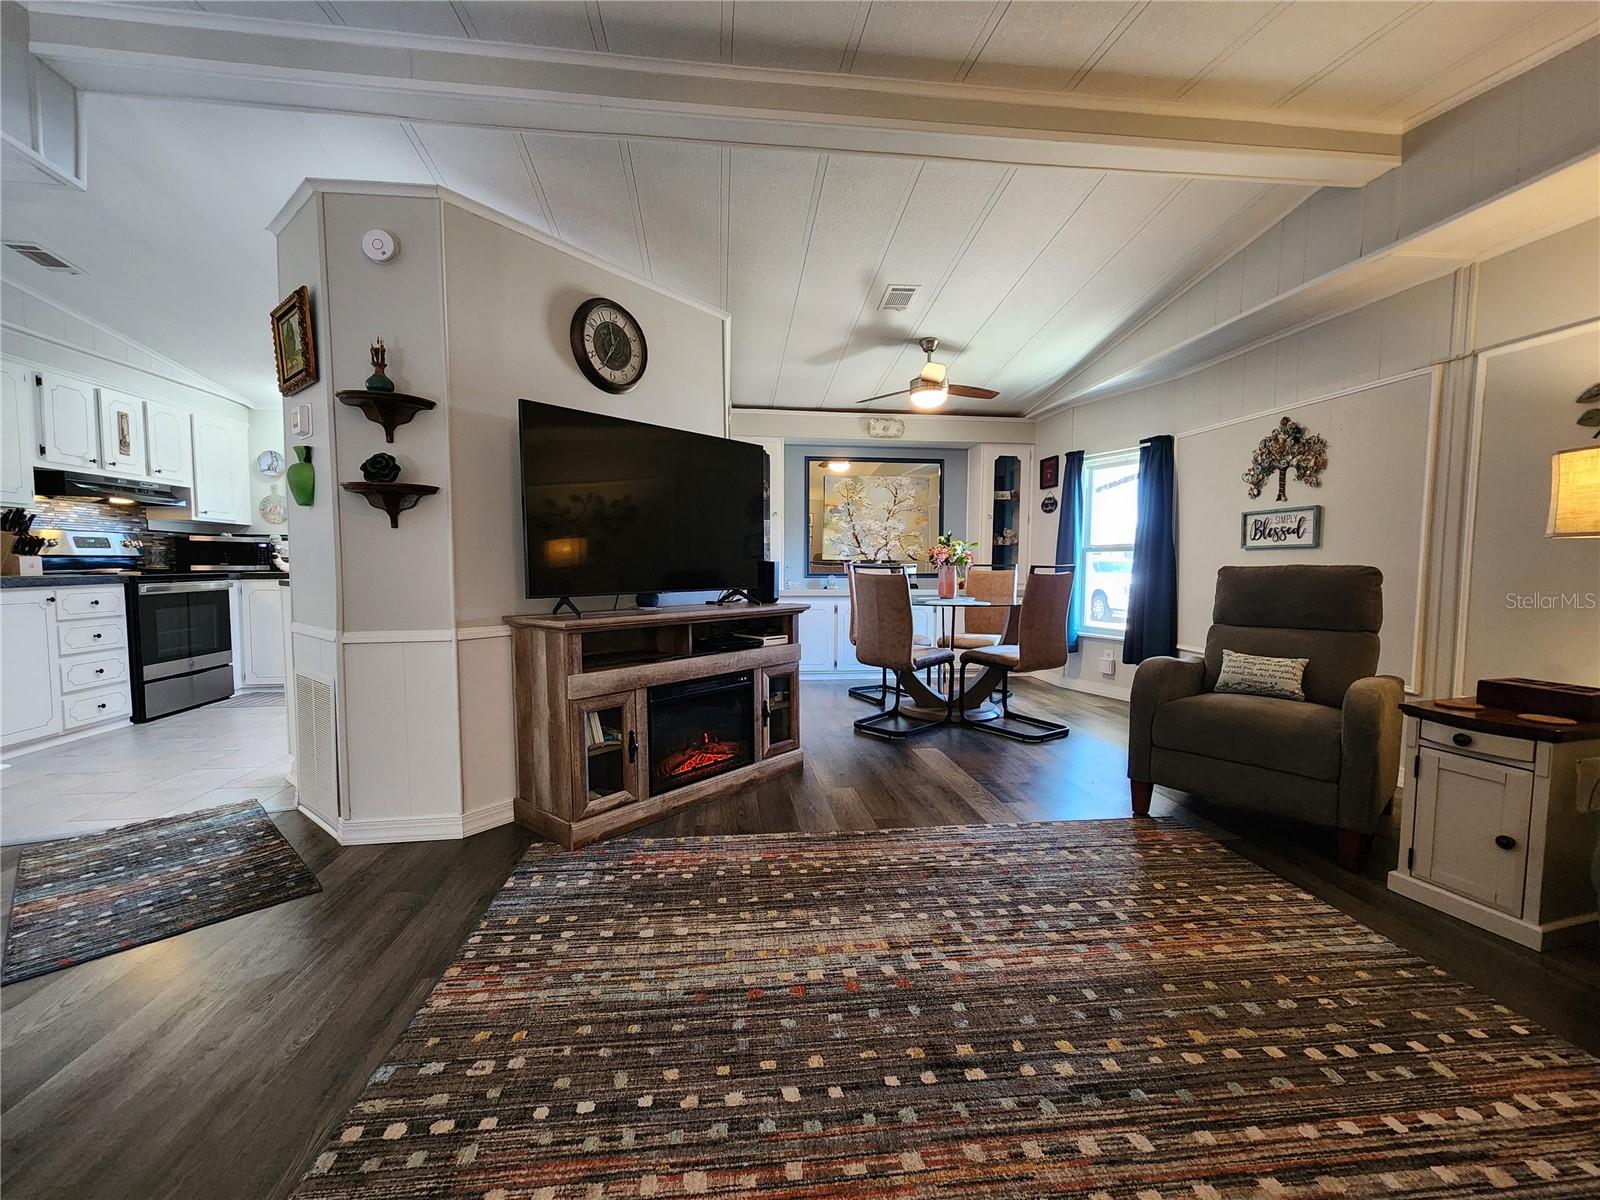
[[958, 565, 1074, 743], [1127, 564, 1404, 869]]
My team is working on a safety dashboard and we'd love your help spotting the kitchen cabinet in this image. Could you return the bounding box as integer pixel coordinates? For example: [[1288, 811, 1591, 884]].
[[97, 389, 147, 476], [191, 412, 247, 523], [790, 593, 936, 675], [1, 583, 130, 750], [969, 444, 1034, 570], [144, 398, 192, 485], [796, 600, 838, 671], [1, 590, 63, 744], [36, 370, 100, 469], [0, 362, 33, 505], [236, 580, 286, 687]]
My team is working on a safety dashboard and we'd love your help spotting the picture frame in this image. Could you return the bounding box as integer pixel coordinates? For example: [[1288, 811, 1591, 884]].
[[1241, 504, 1322, 550], [805, 457, 943, 576], [270, 286, 319, 396], [1039, 454, 1059, 491]]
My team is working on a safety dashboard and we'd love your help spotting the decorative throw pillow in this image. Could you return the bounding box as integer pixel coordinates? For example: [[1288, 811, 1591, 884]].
[[1214, 649, 1309, 701]]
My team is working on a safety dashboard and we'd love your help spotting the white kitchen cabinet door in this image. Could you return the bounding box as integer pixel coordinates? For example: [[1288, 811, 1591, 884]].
[[36, 370, 101, 469], [191, 412, 246, 523], [241, 583, 286, 686], [797, 601, 836, 671], [833, 598, 864, 672], [1, 362, 35, 504], [1412, 747, 1534, 916], [145, 398, 192, 485], [97, 389, 147, 476], [1, 591, 63, 744]]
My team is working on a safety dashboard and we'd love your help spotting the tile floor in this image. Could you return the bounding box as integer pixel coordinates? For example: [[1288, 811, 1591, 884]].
[[0, 695, 293, 846]]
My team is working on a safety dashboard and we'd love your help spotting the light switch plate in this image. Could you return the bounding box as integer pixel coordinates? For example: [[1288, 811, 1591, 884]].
[[290, 402, 312, 438]]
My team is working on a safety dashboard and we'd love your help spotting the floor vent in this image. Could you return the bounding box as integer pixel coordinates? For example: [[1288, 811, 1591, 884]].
[[879, 284, 919, 311], [293, 673, 339, 823], [4, 242, 82, 273]]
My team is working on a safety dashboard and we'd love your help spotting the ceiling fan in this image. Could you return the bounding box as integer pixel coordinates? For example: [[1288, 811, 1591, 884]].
[[855, 337, 999, 410]]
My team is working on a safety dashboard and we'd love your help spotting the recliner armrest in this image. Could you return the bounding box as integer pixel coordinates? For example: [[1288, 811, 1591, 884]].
[[1127, 655, 1206, 781], [1338, 674, 1405, 834]]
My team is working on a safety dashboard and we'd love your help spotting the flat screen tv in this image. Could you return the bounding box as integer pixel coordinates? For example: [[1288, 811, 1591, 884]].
[[518, 400, 766, 600]]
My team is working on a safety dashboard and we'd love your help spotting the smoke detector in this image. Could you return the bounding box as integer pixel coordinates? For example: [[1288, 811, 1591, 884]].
[[878, 284, 919, 312], [4, 242, 82, 274]]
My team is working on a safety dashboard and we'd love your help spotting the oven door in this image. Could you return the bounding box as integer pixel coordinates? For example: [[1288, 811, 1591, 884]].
[[136, 580, 233, 681]]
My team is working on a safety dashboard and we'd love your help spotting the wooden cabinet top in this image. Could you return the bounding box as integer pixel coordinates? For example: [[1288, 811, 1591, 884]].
[[504, 601, 809, 633], [1401, 699, 1600, 743]]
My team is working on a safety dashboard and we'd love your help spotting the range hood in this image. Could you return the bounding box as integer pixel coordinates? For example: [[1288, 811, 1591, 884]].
[[32, 468, 186, 507]]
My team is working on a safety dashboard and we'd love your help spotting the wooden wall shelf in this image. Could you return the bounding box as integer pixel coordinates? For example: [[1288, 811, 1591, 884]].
[[340, 481, 439, 528], [336, 389, 437, 442], [505, 602, 809, 848]]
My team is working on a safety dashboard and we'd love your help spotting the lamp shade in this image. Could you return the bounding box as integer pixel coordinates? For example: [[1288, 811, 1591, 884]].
[[1547, 445, 1600, 538]]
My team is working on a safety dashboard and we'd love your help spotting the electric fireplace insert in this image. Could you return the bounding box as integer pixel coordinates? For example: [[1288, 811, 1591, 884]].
[[648, 671, 755, 794]]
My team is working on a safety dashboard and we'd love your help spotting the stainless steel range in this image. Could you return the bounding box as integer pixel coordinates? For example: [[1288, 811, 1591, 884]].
[[39, 526, 236, 722]]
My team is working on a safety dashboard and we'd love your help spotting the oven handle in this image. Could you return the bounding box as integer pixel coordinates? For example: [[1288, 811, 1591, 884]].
[[138, 580, 234, 595]]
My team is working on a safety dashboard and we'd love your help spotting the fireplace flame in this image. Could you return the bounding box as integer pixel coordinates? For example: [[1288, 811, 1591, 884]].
[[660, 731, 741, 780]]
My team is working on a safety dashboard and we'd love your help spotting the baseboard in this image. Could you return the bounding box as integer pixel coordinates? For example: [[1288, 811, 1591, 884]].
[[338, 812, 475, 845], [296, 803, 341, 841], [1037, 673, 1132, 702], [461, 800, 515, 837], [2, 717, 133, 760]]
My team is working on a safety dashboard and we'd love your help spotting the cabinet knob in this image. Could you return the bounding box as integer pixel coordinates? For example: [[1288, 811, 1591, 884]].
[[90, 599, 100, 606], [153, 468, 161, 474], [97, 702, 107, 710], [95, 668, 105, 674], [628, 730, 639, 763], [93, 632, 103, 639], [1452, 732, 1473, 747], [1494, 834, 1517, 851], [44, 596, 55, 603]]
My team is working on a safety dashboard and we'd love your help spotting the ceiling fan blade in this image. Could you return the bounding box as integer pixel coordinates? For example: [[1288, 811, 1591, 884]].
[[947, 384, 999, 400], [855, 389, 912, 405]]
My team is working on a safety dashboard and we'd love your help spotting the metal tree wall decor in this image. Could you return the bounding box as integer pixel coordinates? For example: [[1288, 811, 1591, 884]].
[[1243, 416, 1329, 501]]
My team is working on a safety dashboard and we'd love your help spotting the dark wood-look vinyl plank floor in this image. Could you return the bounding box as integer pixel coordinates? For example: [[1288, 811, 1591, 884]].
[[3, 679, 1597, 1200]]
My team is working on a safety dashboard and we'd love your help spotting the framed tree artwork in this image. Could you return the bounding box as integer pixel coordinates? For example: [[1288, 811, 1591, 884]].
[[805, 457, 943, 576], [271, 286, 319, 396]]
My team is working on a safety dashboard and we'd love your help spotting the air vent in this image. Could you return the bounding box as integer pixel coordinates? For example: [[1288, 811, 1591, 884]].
[[4, 242, 81, 273], [879, 284, 919, 312]]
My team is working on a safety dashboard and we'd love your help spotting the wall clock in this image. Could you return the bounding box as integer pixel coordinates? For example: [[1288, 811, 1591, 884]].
[[570, 297, 647, 394]]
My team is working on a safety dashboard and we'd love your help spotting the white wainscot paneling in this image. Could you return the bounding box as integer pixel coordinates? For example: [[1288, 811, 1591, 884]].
[[456, 628, 516, 833], [339, 638, 463, 835]]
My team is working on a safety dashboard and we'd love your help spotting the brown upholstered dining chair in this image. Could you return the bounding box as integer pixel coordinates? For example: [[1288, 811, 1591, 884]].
[[937, 565, 1015, 650], [845, 560, 929, 707], [852, 565, 955, 740], [957, 565, 1074, 743]]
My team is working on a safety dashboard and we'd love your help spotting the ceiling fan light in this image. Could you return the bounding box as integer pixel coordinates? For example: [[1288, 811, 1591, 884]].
[[920, 361, 947, 384], [909, 380, 948, 410]]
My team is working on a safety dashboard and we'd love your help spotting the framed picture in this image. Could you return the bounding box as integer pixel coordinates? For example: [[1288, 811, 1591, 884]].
[[805, 457, 943, 576], [271, 286, 318, 396], [1039, 454, 1059, 491], [1241, 505, 1322, 550]]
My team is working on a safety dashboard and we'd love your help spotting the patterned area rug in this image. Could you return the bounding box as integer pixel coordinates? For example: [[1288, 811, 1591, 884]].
[[293, 821, 1600, 1198], [2, 799, 320, 985]]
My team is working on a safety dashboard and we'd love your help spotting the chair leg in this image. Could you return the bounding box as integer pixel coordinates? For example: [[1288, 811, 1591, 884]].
[[1336, 829, 1373, 871], [848, 668, 892, 707], [1130, 780, 1153, 817], [854, 679, 947, 741], [963, 671, 1071, 743]]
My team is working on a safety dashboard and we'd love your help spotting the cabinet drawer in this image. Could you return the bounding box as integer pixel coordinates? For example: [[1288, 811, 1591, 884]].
[[57, 618, 126, 655], [1419, 720, 1534, 764], [63, 685, 131, 729], [55, 587, 125, 620], [61, 653, 130, 694]]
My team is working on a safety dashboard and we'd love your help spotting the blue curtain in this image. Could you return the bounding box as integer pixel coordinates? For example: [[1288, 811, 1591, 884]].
[[1122, 435, 1177, 664], [1053, 450, 1085, 654]]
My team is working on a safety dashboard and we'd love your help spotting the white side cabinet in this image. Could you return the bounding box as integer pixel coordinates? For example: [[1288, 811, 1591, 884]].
[[1389, 710, 1600, 950], [234, 580, 286, 687], [0, 362, 35, 505], [789, 592, 936, 676], [36, 370, 101, 470], [1, 584, 131, 751], [97, 388, 148, 476], [145, 397, 193, 485]]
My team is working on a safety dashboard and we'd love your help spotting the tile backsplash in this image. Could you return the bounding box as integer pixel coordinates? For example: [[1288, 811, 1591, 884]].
[[20, 497, 174, 568]]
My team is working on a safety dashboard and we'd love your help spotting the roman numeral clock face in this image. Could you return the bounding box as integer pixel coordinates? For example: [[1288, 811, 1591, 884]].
[[570, 298, 647, 394]]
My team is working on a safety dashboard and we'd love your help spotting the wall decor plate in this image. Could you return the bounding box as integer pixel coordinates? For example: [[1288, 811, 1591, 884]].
[[1241, 504, 1322, 550], [256, 449, 286, 478], [259, 491, 287, 525]]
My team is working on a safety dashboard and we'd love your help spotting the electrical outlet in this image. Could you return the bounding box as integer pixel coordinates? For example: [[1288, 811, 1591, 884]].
[[1099, 651, 1116, 678]]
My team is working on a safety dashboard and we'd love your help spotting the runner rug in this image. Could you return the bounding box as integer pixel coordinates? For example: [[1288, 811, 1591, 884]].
[[293, 820, 1600, 1198], [2, 799, 320, 985]]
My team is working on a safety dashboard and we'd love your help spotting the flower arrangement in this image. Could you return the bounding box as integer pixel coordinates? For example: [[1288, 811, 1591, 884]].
[[928, 532, 973, 569]]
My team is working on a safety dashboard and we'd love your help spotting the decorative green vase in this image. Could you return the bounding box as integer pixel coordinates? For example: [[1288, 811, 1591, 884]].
[[287, 445, 315, 506]]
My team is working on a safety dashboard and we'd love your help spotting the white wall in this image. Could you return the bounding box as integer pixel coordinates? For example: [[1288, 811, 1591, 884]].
[[1036, 219, 1600, 703]]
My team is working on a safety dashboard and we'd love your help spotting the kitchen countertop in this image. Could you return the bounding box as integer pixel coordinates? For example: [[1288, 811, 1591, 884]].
[[2, 572, 291, 589]]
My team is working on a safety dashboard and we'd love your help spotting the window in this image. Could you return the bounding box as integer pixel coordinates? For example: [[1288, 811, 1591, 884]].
[[1081, 450, 1140, 634]]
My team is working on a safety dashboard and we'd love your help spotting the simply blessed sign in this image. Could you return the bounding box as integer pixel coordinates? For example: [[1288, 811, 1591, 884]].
[[1241, 505, 1322, 550]]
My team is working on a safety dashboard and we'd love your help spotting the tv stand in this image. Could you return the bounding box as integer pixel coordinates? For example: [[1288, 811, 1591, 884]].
[[706, 588, 755, 606], [504, 602, 809, 849], [551, 596, 583, 617]]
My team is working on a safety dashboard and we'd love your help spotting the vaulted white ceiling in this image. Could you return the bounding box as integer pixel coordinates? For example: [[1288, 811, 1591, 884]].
[[4, 2, 1595, 415]]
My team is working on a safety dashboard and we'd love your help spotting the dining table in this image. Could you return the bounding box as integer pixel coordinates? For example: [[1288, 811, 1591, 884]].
[[899, 591, 1020, 724]]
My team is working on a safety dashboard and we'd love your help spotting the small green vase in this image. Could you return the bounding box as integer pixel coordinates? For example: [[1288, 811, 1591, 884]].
[[286, 445, 315, 506]]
